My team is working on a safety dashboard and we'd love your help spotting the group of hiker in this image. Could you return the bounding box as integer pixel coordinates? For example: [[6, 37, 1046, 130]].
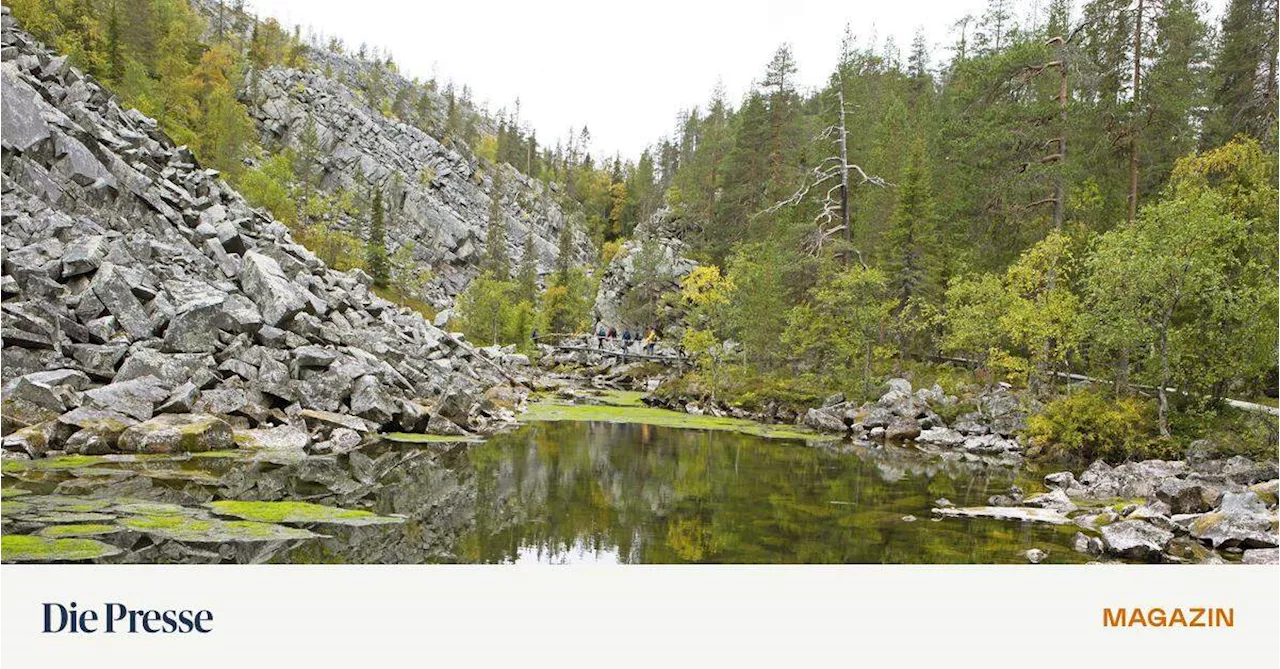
[[593, 323, 660, 356]]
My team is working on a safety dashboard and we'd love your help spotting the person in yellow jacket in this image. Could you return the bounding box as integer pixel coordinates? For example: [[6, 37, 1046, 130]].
[[643, 328, 658, 356]]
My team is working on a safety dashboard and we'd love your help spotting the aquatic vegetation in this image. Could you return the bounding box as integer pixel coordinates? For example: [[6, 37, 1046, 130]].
[[2, 534, 122, 561], [522, 398, 831, 442], [204, 500, 404, 526]]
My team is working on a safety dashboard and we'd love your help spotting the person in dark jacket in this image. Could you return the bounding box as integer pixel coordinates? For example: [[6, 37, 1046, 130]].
[[596, 324, 606, 349], [621, 329, 632, 353]]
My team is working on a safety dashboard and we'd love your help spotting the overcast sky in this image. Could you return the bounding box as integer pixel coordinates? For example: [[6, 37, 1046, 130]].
[[246, 0, 1224, 161]]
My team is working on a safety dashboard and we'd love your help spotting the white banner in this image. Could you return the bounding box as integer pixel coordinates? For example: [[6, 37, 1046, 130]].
[[2, 565, 1276, 667]]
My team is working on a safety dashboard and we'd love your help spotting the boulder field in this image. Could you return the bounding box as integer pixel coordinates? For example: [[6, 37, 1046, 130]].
[[1, 11, 521, 461]]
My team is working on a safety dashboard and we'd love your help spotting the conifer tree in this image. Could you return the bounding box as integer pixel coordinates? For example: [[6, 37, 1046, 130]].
[[482, 168, 510, 278], [365, 188, 389, 286]]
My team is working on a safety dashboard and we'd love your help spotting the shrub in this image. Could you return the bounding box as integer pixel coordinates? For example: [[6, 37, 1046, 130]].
[[1025, 390, 1165, 463]]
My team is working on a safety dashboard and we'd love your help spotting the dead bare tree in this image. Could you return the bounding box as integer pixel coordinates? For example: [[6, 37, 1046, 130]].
[[756, 31, 889, 267]]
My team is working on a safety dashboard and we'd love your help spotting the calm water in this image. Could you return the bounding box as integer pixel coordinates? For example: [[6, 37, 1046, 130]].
[[4, 420, 1089, 563], [288, 420, 1087, 564]]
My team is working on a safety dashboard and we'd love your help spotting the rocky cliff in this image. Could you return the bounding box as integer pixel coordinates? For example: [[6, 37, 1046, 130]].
[[1, 10, 517, 460], [592, 209, 697, 330], [238, 39, 594, 305]]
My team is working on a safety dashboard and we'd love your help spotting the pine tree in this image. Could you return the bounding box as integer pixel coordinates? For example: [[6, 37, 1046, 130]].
[[515, 232, 539, 304], [1205, 0, 1279, 150], [294, 113, 321, 220], [366, 188, 389, 286], [482, 168, 510, 278]]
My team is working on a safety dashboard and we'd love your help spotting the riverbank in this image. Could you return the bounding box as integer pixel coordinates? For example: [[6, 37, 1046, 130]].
[[531, 341, 1280, 564]]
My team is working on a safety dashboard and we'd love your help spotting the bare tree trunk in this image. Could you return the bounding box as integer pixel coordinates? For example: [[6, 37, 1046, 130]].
[[1157, 317, 1171, 437], [1052, 45, 1068, 232], [1127, 0, 1144, 223], [837, 86, 852, 256], [1264, 1, 1274, 147]]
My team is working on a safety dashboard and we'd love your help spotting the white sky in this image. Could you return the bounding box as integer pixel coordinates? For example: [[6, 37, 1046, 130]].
[[245, 0, 1225, 161]]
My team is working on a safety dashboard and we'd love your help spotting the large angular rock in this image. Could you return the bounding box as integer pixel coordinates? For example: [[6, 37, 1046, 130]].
[[239, 251, 307, 327], [1187, 492, 1278, 549], [117, 413, 234, 454], [81, 376, 171, 421], [61, 235, 109, 277], [0, 62, 52, 152], [803, 407, 846, 433], [89, 263, 153, 340], [1100, 520, 1174, 562], [1155, 478, 1224, 515]]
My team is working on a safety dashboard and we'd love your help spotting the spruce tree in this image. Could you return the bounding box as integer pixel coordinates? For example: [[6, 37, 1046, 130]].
[[365, 188, 389, 286], [515, 232, 539, 304], [482, 168, 510, 278]]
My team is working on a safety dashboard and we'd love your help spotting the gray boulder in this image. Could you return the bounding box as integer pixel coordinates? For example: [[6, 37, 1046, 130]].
[[239, 251, 307, 327], [117, 413, 234, 454], [1100, 520, 1174, 562]]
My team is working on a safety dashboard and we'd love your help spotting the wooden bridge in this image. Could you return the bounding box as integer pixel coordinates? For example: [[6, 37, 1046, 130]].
[[534, 334, 689, 368]]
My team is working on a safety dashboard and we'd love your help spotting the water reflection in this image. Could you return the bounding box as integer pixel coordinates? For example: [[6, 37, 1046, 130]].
[[452, 422, 1086, 564]]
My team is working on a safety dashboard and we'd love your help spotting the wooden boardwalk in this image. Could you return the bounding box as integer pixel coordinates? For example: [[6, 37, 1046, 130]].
[[539, 340, 687, 367]]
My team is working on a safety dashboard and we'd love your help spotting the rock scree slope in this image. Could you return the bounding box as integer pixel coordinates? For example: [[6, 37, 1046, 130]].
[[1, 9, 515, 460]]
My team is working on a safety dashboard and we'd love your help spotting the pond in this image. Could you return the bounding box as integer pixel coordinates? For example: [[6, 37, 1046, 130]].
[[2, 415, 1090, 564]]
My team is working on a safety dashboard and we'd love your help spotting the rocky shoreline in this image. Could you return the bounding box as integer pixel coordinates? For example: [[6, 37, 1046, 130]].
[[541, 344, 1279, 564]]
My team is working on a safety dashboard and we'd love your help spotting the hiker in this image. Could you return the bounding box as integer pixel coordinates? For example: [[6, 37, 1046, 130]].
[[621, 329, 632, 353], [595, 323, 606, 349], [644, 327, 658, 356], [531, 328, 539, 345]]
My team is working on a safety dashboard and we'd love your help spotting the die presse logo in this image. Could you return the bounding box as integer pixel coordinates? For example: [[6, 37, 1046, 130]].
[[42, 602, 213, 634]]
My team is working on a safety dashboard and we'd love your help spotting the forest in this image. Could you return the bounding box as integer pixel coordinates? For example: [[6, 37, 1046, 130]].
[[4, 0, 1278, 461]]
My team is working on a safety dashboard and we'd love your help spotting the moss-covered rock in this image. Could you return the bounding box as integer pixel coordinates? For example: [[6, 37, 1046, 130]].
[[37, 523, 123, 538], [118, 514, 322, 543], [204, 500, 404, 526], [2, 534, 122, 561], [117, 414, 234, 454]]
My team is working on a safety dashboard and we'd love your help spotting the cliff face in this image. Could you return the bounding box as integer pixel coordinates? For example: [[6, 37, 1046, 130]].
[[239, 46, 595, 306], [0, 11, 513, 460]]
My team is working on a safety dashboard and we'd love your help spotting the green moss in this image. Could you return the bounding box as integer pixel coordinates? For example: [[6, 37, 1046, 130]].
[[118, 514, 321, 542], [522, 399, 832, 442], [3, 500, 33, 515], [384, 433, 484, 444], [37, 523, 122, 538], [22, 511, 118, 524], [2, 454, 108, 473], [111, 501, 194, 516], [585, 390, 648, 407], [1, 488, 32, 498], [24, 495, 112, 513], [2, 534, 122, 561], [204, 500, 404, 526]]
